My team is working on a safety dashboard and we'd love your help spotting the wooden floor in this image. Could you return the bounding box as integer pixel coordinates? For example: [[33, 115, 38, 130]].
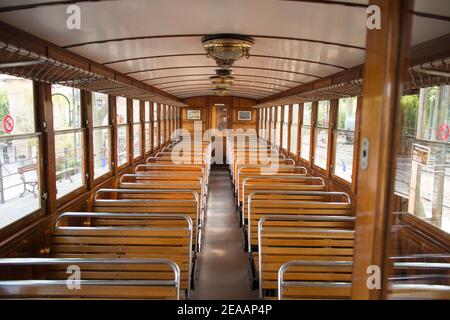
[[191, 166, 258, 300]]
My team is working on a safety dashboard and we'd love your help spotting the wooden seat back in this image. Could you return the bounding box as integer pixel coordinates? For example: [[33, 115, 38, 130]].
[[247, 191, 353, 251], [91, 189, 200, 251], [50, 212, 193, 294], [258, 215, 355, 299], [0, 258, 181, 299]]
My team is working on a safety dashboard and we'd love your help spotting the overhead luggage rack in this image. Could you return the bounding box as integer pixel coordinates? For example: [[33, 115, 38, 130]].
[[0, 39, 185, 106]]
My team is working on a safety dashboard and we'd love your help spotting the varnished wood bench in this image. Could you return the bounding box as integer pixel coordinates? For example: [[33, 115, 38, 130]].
[[277, 260, 353, 299], [236, 164, 307, 203], [91, 188, 200, 251], [50, 212, 193, 297], [241, 176, 326, 224], [258, 215, 355, 299], [0, 258, 181, 299], [247, 191, 353, 252]]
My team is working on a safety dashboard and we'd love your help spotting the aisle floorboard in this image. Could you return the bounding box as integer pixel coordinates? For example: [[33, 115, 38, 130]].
[[191, 167, 258, 300]]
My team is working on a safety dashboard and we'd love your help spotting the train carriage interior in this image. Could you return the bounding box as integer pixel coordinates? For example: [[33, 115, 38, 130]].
[[0, 0, 449, 304]]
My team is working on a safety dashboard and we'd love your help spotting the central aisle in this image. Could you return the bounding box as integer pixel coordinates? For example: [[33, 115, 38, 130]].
[[191, 166, 258, 300]]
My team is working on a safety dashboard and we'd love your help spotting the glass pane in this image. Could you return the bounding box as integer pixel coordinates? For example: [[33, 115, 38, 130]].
[[282, 123, 288, 149], [334, 97, 357, 181], [277, 106, 282, 121], [317, 100, 330, 128], [93, 127, 111, 179], [145, 102, 150, 122], [92, 92, 109, 127], [160, 118, 165, 145], [133, 100, 140, 123], [55, 131, 84, 198], [303, 102, 312, 126], [145, 123, 151, 152], [290, 124, 298, 154], [292, 104, 299, 124], [52, 85, 81, 131], [153, 122, 159, 149], [0, 136, 40, 229], [395, 86, 450, 232], [116, 97, 127, 125], [117, 126, 128, 166], [275, 122, 281, 147], [314, 128, 328, 169], [133, 123, 141, 158], [300, 126, 310, 160], [153, 103, 158, 120], [0, 75, 35, 136], [284, 105, 289, 122]]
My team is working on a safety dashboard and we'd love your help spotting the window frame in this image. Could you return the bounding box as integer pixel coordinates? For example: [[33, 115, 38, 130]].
[[300, 102, 313, 164], [281, 104, 290, 152], [144, 101, 152, 155], [289, 103, 300, 158], [91, 91, 113, 183], [312, 100, 331, 174], [153, 102, 159, 150], [115, 96, 130, 170], [132, 99, 142, 160], [331, 97, 360, 187], [51, 84, 87, 205], [0, 78, 46, 234]]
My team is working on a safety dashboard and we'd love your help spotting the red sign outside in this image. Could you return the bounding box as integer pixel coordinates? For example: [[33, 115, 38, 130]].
[[3, 115, 14, 133], [438, 124, 449, 142]]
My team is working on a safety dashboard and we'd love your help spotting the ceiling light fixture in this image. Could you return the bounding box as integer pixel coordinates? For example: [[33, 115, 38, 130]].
[[202, 34, 254, 69]]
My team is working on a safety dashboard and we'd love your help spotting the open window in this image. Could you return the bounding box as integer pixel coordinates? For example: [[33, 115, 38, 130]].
[[0, 75, 41, 229], [300, 102, 312, 162], [52, 84, 85, 199], [313, 100, 330, 170], [116, 96, 129, 167], [92, 92, 111, 179]]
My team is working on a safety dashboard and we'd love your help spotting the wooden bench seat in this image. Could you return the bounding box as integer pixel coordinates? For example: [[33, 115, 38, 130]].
[[247, 191, 353, 251], [91, 189, 200, 251], [0, 258, 181, 299], [277, 260, 353, 300], [258, 215, 355, 299], [241, 176, 326, 223], [49, 212, 193, 296]]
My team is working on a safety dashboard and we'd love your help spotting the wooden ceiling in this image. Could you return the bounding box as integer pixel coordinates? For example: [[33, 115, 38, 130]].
[[0, 0, 449, 104]]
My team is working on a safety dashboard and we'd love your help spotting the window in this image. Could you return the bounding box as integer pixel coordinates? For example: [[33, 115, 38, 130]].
[[314, 100, 330, 169], [92, 92, 111, 179], [290, 104, 299, 154], [265, 108, 270, 141], [259, 108, 264, 138], [0, 75, 41, 229], [160, 104, 165, 145], [116, 97, 129, 167], [334, 97, 357, 182], [395, 85, 450, 233], [153, 103, 159, 149], [282, 105, 289, 150], [132, 100, 141, 159], [300, 102, 312, 161], [165, 105, 170, 142], [275, 106, 282, 147], [145, 101, 151, 153], [52, 85, 84, 199]]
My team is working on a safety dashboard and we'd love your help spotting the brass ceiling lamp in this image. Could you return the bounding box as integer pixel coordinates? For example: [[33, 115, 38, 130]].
[[202, 34, 254, 69], [210, 68, 234, 90]]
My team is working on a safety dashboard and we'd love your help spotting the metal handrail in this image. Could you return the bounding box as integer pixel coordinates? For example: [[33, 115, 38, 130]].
[[0, 257, 181, 300], [258, 215, 354, 299], [278, 260, 353, 300]]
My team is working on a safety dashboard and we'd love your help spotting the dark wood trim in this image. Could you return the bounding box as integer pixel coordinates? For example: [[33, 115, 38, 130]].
[[162, 83, 282, 92], [143, 74, 303, 85], [110, 95, 118, 175], [63, 34, 365, 51], [155, 79, 292, 90], [82, 90, 94, 190], [351, 0, 413, 300], [103, 53, 347, 70], [125, 65, 322, 79]]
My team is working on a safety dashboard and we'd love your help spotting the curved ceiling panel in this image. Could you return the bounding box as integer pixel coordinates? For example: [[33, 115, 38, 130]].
[[0, 0, 447, 102]]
